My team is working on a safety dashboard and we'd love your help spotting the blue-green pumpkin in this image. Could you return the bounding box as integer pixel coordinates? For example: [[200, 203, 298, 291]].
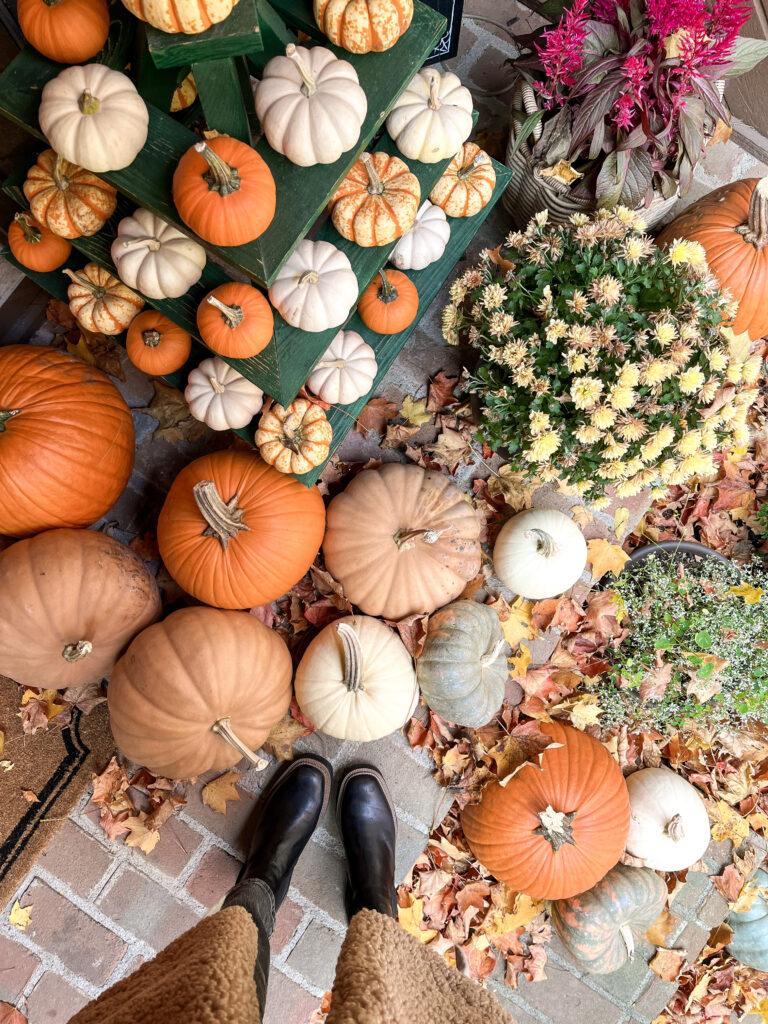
[[727, 868, 768, 970]]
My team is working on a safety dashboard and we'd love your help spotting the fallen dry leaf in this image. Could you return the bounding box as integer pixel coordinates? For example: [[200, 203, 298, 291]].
[[586, 538, 630, 579], [729, 583, 763, 604], [708, 800, 750, 845], [485, 245, 516, 275], [400, 396, 432, 427], [262, 711, 312, 762], [66, 328, 125, 381], [508, 644, 531, 679], [425, 428, 472, 469], [646, 907, 680, 946], [123, 816, 161, 854], [398, 898, 438, 944], [426, 371, 459, 412], [382, 423, 421, 449], [0, 1002, 28, 1024], [570, 505, 593, 528], [138, 381, 207, 445], [614, 506, 630, 540], [356, 397, 398, 437], [496, 598, 536, 650], [8, 901, 31, 931], [540, 158, 582, 185], [201, 771, 242, 815], [21, 790, 39, 804], [650, 947, 685, 981]]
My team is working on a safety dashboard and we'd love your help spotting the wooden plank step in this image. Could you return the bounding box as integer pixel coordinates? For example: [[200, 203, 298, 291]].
[[146, 0, 263, 68]]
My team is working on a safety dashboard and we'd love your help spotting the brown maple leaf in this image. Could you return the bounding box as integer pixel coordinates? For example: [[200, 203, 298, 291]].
[[425, 428, 472, 469], [45, 298, 76, 330], [638, 662, 673, 702], [386, 612, 429, 658], [649, 948, 685, 981], [355, 398, 398, 437], [262, 712, 312, 762], [0, 1002, 28, 1024], [201, 771, 242, 815], [65, 328, 125, 381], [381, 423, 421, 449], [427, 371, 460, 412], [138, 380, 208, 445]]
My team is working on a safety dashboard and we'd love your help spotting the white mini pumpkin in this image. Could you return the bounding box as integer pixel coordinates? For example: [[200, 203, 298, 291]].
[[493, 508, 587, 600], [295, 615, 418, 741], [39, 64, 149, 173], [306, 330, 377, 405], [254, 43, 367, 167], [389, 201, 450, 271], [268, 239, 358, 332], [185, 356, 264, 431], [625, 767, 711, 872], [386, 68, 473, 164], [111, 208, 206, 300]]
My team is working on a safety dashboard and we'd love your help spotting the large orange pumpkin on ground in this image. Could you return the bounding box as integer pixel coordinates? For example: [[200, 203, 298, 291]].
[[0, 529, 161, 689], [156, 450, 326, 609], [0, 345, 135, 537], [108, 606, 293, 778], [461, 721, 630, 899], [656, 176, 768, 341]]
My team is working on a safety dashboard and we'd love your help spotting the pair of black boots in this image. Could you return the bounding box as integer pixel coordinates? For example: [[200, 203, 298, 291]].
[[237, 755, 398, 921]]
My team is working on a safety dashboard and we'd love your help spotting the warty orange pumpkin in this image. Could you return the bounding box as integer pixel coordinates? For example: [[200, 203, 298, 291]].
[[329, 152, 420, 247], [23, 149, 117, 239]]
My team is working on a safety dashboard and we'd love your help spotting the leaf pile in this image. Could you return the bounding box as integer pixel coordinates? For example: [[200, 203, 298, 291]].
[[89, 756, 187, 853]]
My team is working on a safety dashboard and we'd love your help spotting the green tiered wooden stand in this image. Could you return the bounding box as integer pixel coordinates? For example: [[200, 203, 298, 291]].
[[0, 0, 511, 486]]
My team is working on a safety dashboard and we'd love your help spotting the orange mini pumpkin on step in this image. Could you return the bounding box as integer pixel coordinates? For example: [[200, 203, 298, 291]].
[[197, 281, 274, 359], [8, 212, 71, 272], [126, 310, 192, 376], [18, 0, 109, 64], [358, 269, 418, 334]]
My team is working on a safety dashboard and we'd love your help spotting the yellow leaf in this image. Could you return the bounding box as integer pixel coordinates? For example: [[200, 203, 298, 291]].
[[568, 694, 602, 731], [731, 879, 768, 914], [9, 900, 32, 930], [397, 898, 437, 944], [614, 507, 630, 540], [707, 800, 749, 845], [499, 598, 535, 650], [539, 159, 582, 186], [721, 325, 752, 363], [747, 998, 768, 1023], [586, 538, 629, 579], [201, 771, 242, 815], [399, 396, 432, 427], [0, 760, 13, 772], [508, 643, 531, 679], [730, 583, 763, 604], [123, 817, 161, 855], [685, 969, 713, 1011], [20, 689, 67, 720], [748, 811, 768, 833], [570, 505, 593, 528], [480, 893, 545, 941]]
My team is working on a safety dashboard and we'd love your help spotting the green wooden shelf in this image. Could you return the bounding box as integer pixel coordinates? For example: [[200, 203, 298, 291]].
[[147, 0, 263, 67]]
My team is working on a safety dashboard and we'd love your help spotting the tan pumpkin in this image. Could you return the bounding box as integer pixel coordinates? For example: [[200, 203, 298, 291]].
[[323, 463, 482, 620], [64, 263, 144, 334], [108, 606, 293, 778], [23, 149, 117, 239], [0, 529, 161, 690], [121, 0, 240, 34], [255, 399, 333, 475], [429, 143, 496, 218], [314, 0, 413, 53], [329, 152, 420, 247]]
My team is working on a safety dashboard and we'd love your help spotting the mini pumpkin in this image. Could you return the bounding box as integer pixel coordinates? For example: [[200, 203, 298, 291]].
[[64, 263, 144, 334], [121, 0, 240, 34], [111, 208, 206, 300], [185, 356, 264, 431], [8, 212, 71, 272], [18, 0, 109, 65], [417, 601, 509, 728], [324, 463, 482, 620], [255, 399, 333, 475], [254, 44, 367, 167], [461, 722, 631, 900], [625, 767, 711, 871], [358, 269, 418, 334], [430, 143, 496, 217], [268, 239, 358, 333], [306, 330, 377, 405], [197, 282, 274, 359], [108, 606, 292, 778], [493, 509, 588, 600], [386, 68, 473, 164], [389, 200, 449, 271], [0, 529, 161, 690], [126, 310, 192, 376], [295, 615, 418, 740], [551, 865, 669, 974], [173, 137, 276, 247], [727, 868, 768, 971], [329, 152, 420, 247], [23, 148, 117, 239], [313, 0, 413, 53], [156, 449, 326, 609], [39, 64, 149, 173]]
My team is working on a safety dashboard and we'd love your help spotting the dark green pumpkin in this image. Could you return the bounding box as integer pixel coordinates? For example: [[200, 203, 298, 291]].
[[550, 864, 668, 974], [417, 600, 509, 728]]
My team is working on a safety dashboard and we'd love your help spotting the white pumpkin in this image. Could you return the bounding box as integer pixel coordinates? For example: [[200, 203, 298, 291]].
[[389, 201, 450, 271], [386, 68, 473, 164], [254, 44, 367, 167], [111, 208, 206, 300], [268, 239, 358, 332], [493, 508, 587, 600], [306, 330, 377, 404], [625, 767, 711, 872], [39, 64, 149, 173], [294, 615, 418, 741], [185, 356, 263, 431]]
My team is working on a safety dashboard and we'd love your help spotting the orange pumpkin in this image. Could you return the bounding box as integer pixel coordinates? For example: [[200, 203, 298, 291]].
[[23, 149, 117, 239], [18, 0, 109, 64], [108, 606, 293, 778], [156, 449, 326, 609], [8, 212, 71, 272], [0, 345, 134, 537], [126, 310, 192, 376], [329, 152, 420, 247], [461, 721, 630, 900], [358, 269, 418, 334], [656, 176, 768, 341], [172, 136, 276, 247], [196, 282, 274, 358]]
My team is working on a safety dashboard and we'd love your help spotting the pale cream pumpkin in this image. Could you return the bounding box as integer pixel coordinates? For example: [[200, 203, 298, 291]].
[[389, 200, 450, 271], [295, 615, 418, 740], [493, 509, 587, 600], [111, 207, 206, 300], [268, 239, 358, 332], [121, 0, 240, 34], [23, 149, 116, 239], [329, 151, 420, 248], [64, 263, 144, 334], [313, 0, 413, 53], [255, 399, 333, 475], [625, 767, 711, 871], [386, 68, 473, 164], [430, 143, 496, 217], [307, 330, 377, 405], [185, 357, 264, 431]]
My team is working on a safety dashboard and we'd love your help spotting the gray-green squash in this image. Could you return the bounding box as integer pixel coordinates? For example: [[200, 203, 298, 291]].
[[727, 868, 768, 970], [417, 600, 509, 727]]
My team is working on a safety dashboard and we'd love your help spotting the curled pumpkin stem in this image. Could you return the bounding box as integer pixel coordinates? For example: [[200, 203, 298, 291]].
[[736, 176, 768, 250], [194, 479, 251, 550], [298, 269, 320, 287], [63, 267, 106, 299], [211, 716, 268, 770], [480, 638, 507, 669], [377, 270, 399, 304], [337, 621, 365, 693], [664, 813, 685, 843], [14, 212, 42, 244], [393, 526, 445, 549], [619, 924, 635, 962], [361, 153, 385, 196], [52, 153, 70, 191], [62, 639, 93, 663], [427, 75, 442, 111], [207, 294, 244, 329], [0, 409, 22, 432], [528, 528, 557, 558], [195, 142, 242, 197], [119, 234, 161, 253], [457, 152, 484, 180], [285, 43, 317, 97]]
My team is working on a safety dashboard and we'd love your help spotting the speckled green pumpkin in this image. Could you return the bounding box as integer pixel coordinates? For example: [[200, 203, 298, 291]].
[[550, 864, 668, 974], [416, 600, 509, 728], [727, 868, 768, 970]]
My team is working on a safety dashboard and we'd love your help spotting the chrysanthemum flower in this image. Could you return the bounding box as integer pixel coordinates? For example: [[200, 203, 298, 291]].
[[681, 452, 716, 477], [678, 367, 705, 394], [570, 213, 590, 226], [566, 290, 589, 314], [654, 321, 677, 344], [708, 348, 728, 372], [566, 351, 588, 372], [590, 275, 623, 306], [571, 376, 604, 409], [667, 239, 708, 269], [641, 359, 676, 385], [590, 496, 611, 511], [481, 283, 507, 310], [575, 424, 603, 443], [677, 430, 701, 456], [615, 477, 644, 498], [699, 379, 719, 404], [733, 423, 751, 446], [603, 441, 629, 461], [449, 280, 467, 303], [524, 430, 561, 461], [618, 363, 640, 387], [609, 385, 636, 411], [743, 353, 763, 384], [617, 416, 647, 442], [545, 319, 569, 342], [529, 410, 551, 435], [591, 405, 617, 429], [462, 268, 483, 288]]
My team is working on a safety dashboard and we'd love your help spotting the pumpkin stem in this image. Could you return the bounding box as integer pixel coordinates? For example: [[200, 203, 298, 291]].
[[285, 43, 317, 97], [63, 268, 105, 299], [0, 409, 21, 432], [193, 480, 251, 551], [208, 375, 226, 393], [211, 716, 268, 770], [142, 328, 162, 347], [534, 805, 577, 852], [78, 89, 100, 116], [736, 176, 768, 249], [316, 358, 347, 369], [337, 621, 365, 693], [427, 75, 442, 111], [14, 212, 42, 244], [393, 526, 445, 549], [194, 142, 242, 197], [528, 528, 556, 558], [619, 924, 635, 962], [119, 234, 161, 253], [298, 269, 320, 286], [457, 152, 484, 180], [665, 813, 685, 842], [361, 153, 385, 196], [207, 294, 244, 329], [377, 270, 399, 304], [279, 410, 305, 453], [61, 640, 93, 663], [52, 153, 70, 191], [480, 638, 507, 669]]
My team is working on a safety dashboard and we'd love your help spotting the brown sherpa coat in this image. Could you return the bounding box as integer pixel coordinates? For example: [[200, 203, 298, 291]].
[[69, 906, 516, 1024]]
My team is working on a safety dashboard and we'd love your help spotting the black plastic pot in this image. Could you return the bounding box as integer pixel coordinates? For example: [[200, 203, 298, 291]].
[[627, 539, 732, 571]]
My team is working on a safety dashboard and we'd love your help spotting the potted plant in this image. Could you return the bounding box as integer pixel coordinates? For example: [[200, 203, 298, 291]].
[[503, 0, 768, 228], [444, 209, 761, 508]]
